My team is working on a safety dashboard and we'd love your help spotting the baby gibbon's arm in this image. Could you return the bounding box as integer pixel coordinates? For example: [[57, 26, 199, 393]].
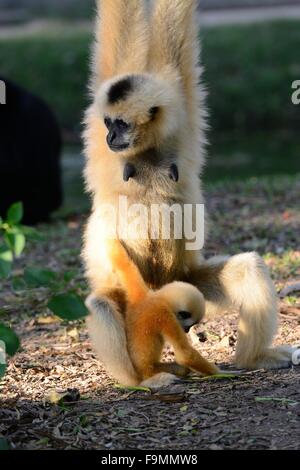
[[107, 239, 148, 304]]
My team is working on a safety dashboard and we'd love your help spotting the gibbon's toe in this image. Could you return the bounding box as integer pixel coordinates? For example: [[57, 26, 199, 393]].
[[140, 373, 180, 390]]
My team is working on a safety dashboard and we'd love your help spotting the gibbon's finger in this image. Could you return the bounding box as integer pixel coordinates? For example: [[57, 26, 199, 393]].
[[169, 163, 179, 182], [123, 163, 136, 182]]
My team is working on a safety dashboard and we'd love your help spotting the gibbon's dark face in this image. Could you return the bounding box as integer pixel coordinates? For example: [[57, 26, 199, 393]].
[[177, 311, 198, 333], [102, 75, 163, 153], [104, 116, 131, 152], [104, 107, 160, 153]]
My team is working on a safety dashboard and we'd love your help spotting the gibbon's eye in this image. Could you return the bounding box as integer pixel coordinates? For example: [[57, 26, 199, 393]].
[[115, 119, 130, 130], [177, 311, 192, 321], [149, 106, 160, 120], [104, 117, 112, 129]]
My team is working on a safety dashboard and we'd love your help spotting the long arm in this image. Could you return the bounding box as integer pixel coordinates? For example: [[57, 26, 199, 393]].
[[148, 0, 200, 106], [162, 316, 220, 376], [107, 239, 149, 304], [93, 0, 149, 85]]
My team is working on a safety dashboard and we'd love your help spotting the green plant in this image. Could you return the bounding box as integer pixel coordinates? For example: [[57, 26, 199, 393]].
[[0, 203, 25, 378], [0, 202, 88, 379], [0, 202, 25, 278]]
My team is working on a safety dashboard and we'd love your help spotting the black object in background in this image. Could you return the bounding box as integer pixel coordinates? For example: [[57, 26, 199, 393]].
[[0, 77, 63, 224]]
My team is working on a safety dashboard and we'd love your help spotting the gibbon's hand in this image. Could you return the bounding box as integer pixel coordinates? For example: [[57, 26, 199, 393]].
[[169, 163, 179, 182], [123, 162, 179, 183], [123, 163, 136, 182]]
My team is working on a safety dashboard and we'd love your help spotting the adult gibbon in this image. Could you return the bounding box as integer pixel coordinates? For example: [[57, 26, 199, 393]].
[[103, 239, 219, 386], [83, 0, 294, 387]]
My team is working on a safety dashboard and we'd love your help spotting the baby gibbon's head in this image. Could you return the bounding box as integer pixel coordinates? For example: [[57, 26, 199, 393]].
[[158, 282, 206, 332], [96, 73, 184, 156]]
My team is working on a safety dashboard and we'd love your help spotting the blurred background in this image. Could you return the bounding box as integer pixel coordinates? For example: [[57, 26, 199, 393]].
[[0, 0, 300, 217]]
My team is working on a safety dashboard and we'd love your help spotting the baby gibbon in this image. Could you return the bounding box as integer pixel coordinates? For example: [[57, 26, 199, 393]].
[[84, 0, 294, 388], [106, 239, 219, 385]]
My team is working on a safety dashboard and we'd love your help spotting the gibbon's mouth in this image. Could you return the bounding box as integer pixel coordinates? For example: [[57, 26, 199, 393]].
[[184, 325, 193, 333], [108, 143, 130, 152]]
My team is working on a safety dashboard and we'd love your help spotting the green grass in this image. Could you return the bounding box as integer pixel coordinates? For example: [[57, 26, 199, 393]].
[[0, 20, 300, 136], [206, 130, 300, 182], [0, 30, 90, 133], [201, 20, 300, 133], [13, 0, 95, 21]]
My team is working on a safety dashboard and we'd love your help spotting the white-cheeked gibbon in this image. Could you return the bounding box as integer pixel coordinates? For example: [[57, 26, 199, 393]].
[[83, 0, 295, 388]]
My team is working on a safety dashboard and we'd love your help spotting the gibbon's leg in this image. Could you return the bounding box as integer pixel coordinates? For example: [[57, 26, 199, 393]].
[[162, 318, 220, 376], [155, 363, 190, 377], [189, 252, 295, 369], [130, 334, 181, 389], [86, 293, 140, 386]]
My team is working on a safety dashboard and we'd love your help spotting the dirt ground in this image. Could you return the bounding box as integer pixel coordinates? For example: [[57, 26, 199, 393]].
[[0, 176, 300, 450]]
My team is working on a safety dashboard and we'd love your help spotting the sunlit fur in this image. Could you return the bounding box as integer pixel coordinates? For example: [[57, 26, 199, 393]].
[[83, 0, 294, 387]]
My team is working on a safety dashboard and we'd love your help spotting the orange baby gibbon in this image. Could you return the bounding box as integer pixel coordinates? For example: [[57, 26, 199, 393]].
[[106, 239, 219, 386]]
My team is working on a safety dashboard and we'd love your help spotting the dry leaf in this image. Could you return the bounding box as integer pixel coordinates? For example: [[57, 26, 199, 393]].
[[45, 388, 80, 405], [36, 316, 59, 325], [67, 328, 79, 340]]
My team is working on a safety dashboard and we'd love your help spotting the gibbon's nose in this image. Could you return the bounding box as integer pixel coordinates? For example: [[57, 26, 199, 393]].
[[107, 130, 117, 147]]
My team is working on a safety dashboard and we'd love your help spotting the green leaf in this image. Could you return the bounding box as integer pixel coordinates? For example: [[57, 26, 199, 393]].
[[21, 225, 44, 241], [24, 267, 58, 288], [114, 384, 151, 393], [48, 293, 89, 321], [0, 438, 10, 450], [63, 271, 76, 283], [7, 202, 23, 225], [190, 373, 239, 382], [0, 246, 13, 279], [4, 231, 26, 257], [0, 324, 20, 356], [12, 276, 27, 292], [255, 397, 299, 405]]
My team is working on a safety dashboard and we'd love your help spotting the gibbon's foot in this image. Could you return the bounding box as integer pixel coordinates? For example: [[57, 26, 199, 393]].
[[85, 293, 140, 387], [140, 373, 180, 390], [243, 346, 298, 370]]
